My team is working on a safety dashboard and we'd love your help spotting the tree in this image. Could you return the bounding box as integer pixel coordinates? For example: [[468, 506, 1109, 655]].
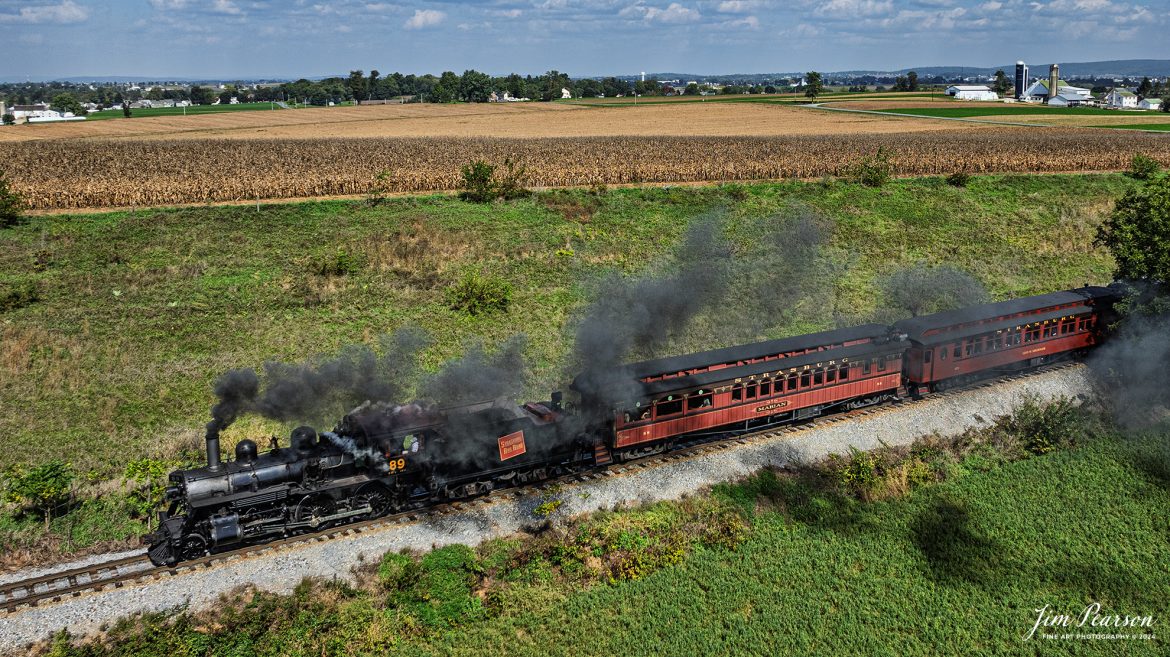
[[2, 114, 13, 125], [1096, 175, 1170, 284], [1137, 76, 1153, 98], [0, 168, 24, 227], [993, 70, 1011, 95], [3, 460, 74, 530], [683, 82, 700, 96], [50, 92, 84, 116], [459, 69, 492, 103], [189, 85, 213, 105], [122, 100, 132, 118], [346, 70, 369, 103], [907, 71, 919, 92], [804, 71, 823, 101], [893, 75, 909, 92]]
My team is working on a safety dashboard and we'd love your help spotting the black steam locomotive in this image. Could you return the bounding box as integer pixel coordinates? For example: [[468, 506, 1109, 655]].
[[146, 285, 1120, 566], [146, 396, 591, 566]]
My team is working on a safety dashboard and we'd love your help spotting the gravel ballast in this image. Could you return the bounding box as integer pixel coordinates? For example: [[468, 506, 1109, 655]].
[[0, 365, 1095, 653]]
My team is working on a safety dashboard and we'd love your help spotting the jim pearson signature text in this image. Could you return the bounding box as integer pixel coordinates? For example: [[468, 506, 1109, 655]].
[[1025, 603, 1156, 640]]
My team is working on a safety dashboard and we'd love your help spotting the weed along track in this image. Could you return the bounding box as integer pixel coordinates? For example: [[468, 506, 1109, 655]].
[[0, 362, 1088, 638]]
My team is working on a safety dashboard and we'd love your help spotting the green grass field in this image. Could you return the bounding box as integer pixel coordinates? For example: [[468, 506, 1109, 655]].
[[1093, 123, 1170, 132], [83, 102, 288, 121], [39, 416, 1170, 657], [0, 174, 1133, 562], [874, 105, 1153, 118]]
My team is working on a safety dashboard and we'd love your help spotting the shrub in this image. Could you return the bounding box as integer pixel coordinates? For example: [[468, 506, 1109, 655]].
[[495, 157, 529, 200], [999, 396, 1083, 456], [946, 171, 971, 187], [124, 458, 171, 530], [459, 158, 529, 203], [444, 271, 512, 315], [1, 113, 14, 126], [848, 147, 893, 187], [366, 169, 392, 206], [1127, 153, 1162, 180], [313, 248, 365, 277], [0, 280, 38, 311], [0, 169, 23, 228], [459, 160, 497, 203], [3, 460, 74, 530]]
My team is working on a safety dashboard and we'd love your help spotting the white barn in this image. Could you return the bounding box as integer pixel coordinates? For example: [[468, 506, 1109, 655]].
[[945, 85, 999, 101], [1104, 89, 1138, 108], [1138, 98, 1162, 111]]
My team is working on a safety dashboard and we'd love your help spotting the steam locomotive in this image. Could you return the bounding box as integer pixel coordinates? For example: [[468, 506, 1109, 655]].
[[145, 285, 1120, 566]]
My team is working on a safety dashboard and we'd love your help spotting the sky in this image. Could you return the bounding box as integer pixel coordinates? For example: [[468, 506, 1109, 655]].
[[0, 0, 1166, 79]]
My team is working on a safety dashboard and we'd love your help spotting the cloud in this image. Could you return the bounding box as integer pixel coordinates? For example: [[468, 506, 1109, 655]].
[[620, 2, 700, 23], [493, 8, 523, 17], [404, 8, 445, 28], [0, 0, 89, 24], [212, 0, 242, 14], [814, 0, 892, 17], [723, 14, 759, 28], [717, 0, 761, 12]]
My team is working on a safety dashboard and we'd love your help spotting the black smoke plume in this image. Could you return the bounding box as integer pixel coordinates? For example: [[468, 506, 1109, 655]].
[[728, 208, 834, 340], [1088, 288, 1170, 428], [873, 262, 990, 323], [206, 326, 429, 434], [420, 335, 529, 408], [570, 216, 732, 404]]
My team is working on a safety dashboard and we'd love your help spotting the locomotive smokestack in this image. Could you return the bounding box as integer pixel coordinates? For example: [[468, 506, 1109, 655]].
[[205, 421, 222, 470]]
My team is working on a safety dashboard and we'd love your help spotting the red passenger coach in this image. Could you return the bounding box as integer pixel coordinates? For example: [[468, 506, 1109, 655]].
[[573, 325, 908, 459], [895, 286, 1119, 394]]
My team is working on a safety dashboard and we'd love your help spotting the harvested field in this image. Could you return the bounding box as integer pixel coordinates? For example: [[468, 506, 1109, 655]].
[[2, 129, 1168, 210], [830, 100, 1170, 127], [0, 102, 969, 143]]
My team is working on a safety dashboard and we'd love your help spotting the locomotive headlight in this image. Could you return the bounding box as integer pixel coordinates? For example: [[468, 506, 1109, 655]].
[[164, 486, 182, 501]]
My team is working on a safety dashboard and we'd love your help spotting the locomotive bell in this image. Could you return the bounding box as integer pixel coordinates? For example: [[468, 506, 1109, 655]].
[[234, 439, 258, 463]]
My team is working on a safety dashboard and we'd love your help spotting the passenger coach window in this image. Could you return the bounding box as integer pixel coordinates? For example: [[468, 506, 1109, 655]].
[[687, 392, 712, 411], [940, 348, 947, 360], [814, 369, 824, 386], [839, 365, 850, 381], [787, 373, 797, 391], [657, 397, 683, 416], [760, 379, 772, 396], [953, 344, 961, 358], [826, 368, 837, 384], [746, 383, 758, 399], [800, 371, 812, 388], [924, 350, 933, 363], [863, 361, 872, 375], [877, 357, 887, 371], [731, 384, 743, 402]]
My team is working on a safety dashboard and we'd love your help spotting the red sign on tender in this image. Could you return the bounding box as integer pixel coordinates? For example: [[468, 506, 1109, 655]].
[[498, 430, 527, 460]]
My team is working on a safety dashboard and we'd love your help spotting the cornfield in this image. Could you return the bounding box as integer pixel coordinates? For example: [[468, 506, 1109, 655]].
[[2, 129, 1167, 210]]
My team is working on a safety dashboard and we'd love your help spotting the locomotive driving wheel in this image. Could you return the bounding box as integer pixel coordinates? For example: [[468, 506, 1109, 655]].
[[180, 534, 208, 562], [293, 494, 338, 530], [352, 483, 395, 519]]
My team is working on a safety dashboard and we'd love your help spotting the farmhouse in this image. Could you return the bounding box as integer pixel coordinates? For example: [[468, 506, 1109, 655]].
[[1138, 98, 1162, 111], [1104, 89, 1137, 108], [945, 85, 999, 101]]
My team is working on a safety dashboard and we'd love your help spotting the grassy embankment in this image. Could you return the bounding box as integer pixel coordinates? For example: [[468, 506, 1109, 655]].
[[0, 174, 1131, 563], [34, 408, 1170, 657]]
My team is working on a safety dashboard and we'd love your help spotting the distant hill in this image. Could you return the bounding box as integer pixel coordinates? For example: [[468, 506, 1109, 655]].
[[837, 59, 1170, 78], [636, 60, 1170, 82]]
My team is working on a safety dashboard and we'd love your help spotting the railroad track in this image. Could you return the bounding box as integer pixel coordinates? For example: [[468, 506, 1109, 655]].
[[0, 361, 1082, 615]]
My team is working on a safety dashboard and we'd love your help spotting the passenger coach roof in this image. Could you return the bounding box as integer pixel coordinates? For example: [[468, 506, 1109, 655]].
[[624, 324, 891, 380], [893, 287, 1116, 342], [635, 339, 908, 398]]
